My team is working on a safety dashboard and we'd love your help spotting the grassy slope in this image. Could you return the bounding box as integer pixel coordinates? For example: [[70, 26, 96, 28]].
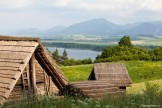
[[127, 79, 162, 94], [61, 61, 162, 95], [125, 61, 162, 83], [61, 64, 93, 82], [61, 61, 162, 83]]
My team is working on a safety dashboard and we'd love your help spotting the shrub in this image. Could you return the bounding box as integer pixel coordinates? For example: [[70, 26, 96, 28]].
[[143, 82, 160, 96]]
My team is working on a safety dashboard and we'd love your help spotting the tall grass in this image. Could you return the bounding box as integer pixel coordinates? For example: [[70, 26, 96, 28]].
[[12, 82, 162, 108]]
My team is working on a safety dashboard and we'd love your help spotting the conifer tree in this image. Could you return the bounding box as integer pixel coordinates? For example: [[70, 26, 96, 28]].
[[62, 49, 68, 60], [52, 48, 59, 60]]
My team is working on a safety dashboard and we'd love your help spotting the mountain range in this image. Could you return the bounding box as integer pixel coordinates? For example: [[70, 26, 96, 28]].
[[11, 18, 162, 38]]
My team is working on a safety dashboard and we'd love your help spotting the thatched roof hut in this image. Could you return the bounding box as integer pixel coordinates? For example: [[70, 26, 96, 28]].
[[88, 63, 132, 87], [70, 63, 132, 98], [0, 36, 68, 105]]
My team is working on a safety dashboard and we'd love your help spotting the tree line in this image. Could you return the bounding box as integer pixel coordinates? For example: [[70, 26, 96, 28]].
[[52, 49, 92, 66], [43, 42, 107, 51], [95, 36, 162, 63]]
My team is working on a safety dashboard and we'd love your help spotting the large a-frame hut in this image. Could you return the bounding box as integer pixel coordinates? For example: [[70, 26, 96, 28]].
[[0, 36, 68, 105]]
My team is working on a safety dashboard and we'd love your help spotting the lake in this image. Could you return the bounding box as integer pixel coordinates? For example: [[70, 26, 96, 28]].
[[46, 47, 101, 60]]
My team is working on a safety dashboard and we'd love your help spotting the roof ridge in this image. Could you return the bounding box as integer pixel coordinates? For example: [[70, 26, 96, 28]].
[[0, 35, 40, 43]]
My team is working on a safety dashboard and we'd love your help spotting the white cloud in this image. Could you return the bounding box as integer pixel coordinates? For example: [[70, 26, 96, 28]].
[[141, 0, 162, 12], [1, 0, 162, 13], [0, 0, 33, 9], [51, 0, 162, 13], [0, 0, 162, 31]]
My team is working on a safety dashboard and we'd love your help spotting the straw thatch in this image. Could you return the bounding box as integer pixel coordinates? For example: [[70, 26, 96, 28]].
[[0, 35, 68, 105]]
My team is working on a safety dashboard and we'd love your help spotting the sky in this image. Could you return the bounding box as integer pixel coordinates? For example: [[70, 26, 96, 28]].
[[0, 0, 162, 32]]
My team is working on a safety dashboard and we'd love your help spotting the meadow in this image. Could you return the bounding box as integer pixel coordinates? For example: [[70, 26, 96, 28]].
[[60, 61, 162, 94], [61, 61, 162, 83]]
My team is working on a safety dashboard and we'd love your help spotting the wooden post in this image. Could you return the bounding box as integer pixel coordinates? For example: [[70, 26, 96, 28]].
[[29, 54, 37, 95]]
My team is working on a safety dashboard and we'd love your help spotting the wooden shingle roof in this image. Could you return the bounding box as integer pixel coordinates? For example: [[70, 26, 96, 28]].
[[0, 41, 39, 99], [88, 63, 132, 87]]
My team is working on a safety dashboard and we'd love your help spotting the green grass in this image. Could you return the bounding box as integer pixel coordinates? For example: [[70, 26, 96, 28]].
[[61, 61, 162, 83], [127, 79, 162, 94], [61, 64, 93, 82], [125, 61, 162, 83]]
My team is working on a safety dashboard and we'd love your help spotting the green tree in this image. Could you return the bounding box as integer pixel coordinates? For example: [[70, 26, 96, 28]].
[[52, 49, 59, 61], [153, 46, 162, 60], [118, 36, 132, 47], [101, 47, 113, 58], [81, 58, 92, 64], [62, 49, 68, 60]]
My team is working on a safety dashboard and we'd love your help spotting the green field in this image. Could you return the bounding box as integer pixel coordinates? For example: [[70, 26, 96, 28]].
[[61, 61, 162, 83], [60, 61, 162, 97], [127, 79, 162, 94], [61, 64, 93, 82], [61, 61, 162, 95]]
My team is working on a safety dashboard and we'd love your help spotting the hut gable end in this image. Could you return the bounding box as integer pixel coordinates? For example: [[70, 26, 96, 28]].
[[0, 40, 38, 99], [0, 36, 68, 105]]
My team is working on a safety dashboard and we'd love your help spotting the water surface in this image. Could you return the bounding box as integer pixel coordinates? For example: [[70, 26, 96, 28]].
[[46, 47, 101, 60]]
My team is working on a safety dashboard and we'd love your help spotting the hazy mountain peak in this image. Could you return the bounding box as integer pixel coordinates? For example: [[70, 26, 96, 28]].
[[87, 18, 109, 23], [9, 18, 162, 37], [77, 18, 114, 25]]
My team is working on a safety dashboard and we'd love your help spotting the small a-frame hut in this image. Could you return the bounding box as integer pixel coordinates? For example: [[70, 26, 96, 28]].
[[69, 63, 132, 98], [89, 63, 132, 86], [88, 63, 132, 93], [0, 36, 68, 105]]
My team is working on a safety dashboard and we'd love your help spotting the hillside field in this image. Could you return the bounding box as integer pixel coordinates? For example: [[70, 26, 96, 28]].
[[60, 61, 162, 83], [61, 61, 162, 94]]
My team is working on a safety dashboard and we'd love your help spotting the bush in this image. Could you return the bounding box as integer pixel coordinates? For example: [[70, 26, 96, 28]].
[[143, 82, 160, 96], [63, 58, 93, 66]]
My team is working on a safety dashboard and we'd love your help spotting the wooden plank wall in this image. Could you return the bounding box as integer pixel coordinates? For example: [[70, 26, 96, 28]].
[[70, 81, 126, 99], [35, 58, 59, 95], [7, 58, 59, 102]]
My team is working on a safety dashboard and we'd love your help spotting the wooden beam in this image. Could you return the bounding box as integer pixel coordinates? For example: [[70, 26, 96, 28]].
[[29, 54, 37, 94], [35, 52, 63, 89]]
